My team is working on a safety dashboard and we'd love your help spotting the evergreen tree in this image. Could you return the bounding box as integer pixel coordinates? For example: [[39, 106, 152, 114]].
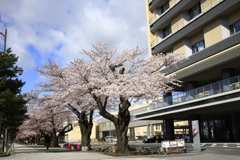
[[0, 48, 27, 140]]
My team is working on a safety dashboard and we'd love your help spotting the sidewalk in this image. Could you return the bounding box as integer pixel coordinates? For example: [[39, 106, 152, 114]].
[[1, 143, 239, 160]]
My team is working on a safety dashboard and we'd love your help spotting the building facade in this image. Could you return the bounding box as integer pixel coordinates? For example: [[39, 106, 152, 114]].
[[98, 102, 188, 139], [98, 103, 164, 139], [64, 120, 99, 143], [136, 0, 240, 142], [65, 103, 188, 142]]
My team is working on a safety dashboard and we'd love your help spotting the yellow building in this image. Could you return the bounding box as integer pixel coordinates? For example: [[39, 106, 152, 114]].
[[136, 0, 240, 142], [98, 101, 188, 139], [65, 120, 98, 142], [98, 101, 163, 139]]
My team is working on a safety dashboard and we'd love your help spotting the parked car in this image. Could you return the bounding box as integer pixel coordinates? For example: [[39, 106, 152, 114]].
[[135, 136, 146, 141], [113, 137, 117, 142], [175, 134, 190, 142], [142, 135, 164, 143], [105, 136, 114, 142]]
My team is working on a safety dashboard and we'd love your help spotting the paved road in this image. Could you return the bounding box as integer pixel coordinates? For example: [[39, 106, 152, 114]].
[[1, 143, 240, 160]]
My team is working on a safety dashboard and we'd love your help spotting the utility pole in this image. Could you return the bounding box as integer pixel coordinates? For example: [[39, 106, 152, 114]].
[[0, 28, 7, 152], [0, 28, 7, 53], [0, 28, 23, 153]]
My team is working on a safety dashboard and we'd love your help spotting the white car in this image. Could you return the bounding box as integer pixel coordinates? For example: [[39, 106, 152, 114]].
[[113, 137, 117, 142], [105, 136, 114, 142]]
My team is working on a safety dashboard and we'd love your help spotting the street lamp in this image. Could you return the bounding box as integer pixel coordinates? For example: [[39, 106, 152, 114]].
[[14, 66, 23, 76], [0, 28, 23, 76]]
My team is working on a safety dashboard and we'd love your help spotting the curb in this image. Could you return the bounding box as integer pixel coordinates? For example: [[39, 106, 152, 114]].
[[0, 144, 14, 157], [6, 144, 14, 156]]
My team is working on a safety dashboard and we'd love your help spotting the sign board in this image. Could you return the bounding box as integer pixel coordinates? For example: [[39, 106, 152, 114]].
[[192, 120, 201, 151], [161, 139, 185, 148], [194, 129, 197, 134]]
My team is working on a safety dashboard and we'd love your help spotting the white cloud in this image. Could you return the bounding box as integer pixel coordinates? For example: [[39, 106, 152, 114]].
[[0, 0, 148, 72]]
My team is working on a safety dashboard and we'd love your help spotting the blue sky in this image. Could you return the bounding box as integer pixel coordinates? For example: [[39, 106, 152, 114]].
[[0, 0, 148, 94]]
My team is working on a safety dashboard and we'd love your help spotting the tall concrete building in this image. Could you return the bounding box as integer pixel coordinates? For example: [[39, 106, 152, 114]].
[[136, 0, 240, 142]]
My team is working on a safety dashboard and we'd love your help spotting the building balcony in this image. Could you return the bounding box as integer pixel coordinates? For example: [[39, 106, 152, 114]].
[[149, 0, 168, 11], [161, 31, 240, 77], [151, 0, 240, 54], [149, 0, 181, 25], [150, 0, 192, 32], [135, 75, 240, 120]]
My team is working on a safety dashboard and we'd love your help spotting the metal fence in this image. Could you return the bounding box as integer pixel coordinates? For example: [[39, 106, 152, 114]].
[[151, 75, 240, 110]]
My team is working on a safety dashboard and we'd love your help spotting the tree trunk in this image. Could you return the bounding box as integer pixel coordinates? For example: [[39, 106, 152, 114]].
[[78, 111, 93, 150], [80, 126, 91, 149], [36, 136, 41, 145], [29, 137, 33, 145], [115, 105, 130, 153], [96, 95, 131, 154], [52, 135, 59, 147]]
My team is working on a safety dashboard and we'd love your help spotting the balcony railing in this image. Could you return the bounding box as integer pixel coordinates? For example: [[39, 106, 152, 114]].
[[151, 75, 240, 110]]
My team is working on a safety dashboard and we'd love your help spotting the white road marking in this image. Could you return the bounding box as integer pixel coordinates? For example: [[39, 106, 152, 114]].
[[223, 143, 228, 147], [210, 143, 216, 147]]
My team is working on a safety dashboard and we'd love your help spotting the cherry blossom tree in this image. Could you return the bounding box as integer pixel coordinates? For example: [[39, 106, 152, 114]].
[[17, 119, 40, 142], [65, 42, 186, 153], [35, 64, 97, 150], [36, 42, 185, 153], [17, 91, 73, 147], [37, 96, 73, 147]]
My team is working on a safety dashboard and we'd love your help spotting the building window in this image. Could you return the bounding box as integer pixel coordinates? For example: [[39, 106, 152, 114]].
[[163, 24, 172, 38], [229, 20, 240, 35], [188, 2, 201, 20], [161, 1, 169, 14], [192, 40, 205, 54]]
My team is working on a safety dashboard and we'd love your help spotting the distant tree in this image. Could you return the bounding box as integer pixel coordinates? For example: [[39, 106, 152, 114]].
[[17, 91, 73, 147], [35, 42, 185, 153], [0, 48, 27, 140], [16, 119, 40, 141]]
